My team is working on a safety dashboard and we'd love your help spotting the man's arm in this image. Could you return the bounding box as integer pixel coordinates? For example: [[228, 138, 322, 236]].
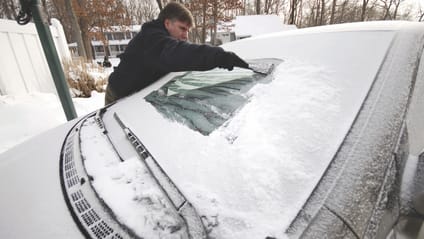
[[144, 31, 247, 72]]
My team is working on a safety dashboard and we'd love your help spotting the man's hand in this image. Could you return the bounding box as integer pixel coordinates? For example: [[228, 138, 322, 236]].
[[219, 52, 249, 71]]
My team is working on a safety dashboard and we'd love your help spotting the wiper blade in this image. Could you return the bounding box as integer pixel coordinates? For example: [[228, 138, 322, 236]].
[[94, 108, 124, 162], [113, 112, 207, 239]]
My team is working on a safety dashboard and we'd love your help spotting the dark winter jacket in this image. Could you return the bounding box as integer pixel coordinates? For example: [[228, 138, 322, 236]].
[[108, 19, 227, 98]]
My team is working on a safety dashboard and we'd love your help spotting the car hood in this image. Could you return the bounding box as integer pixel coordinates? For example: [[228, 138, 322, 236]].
[[0, 120, 84, 238]]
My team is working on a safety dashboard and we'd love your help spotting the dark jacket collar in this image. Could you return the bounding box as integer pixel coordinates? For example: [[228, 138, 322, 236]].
[[142, 19, 170, 36]]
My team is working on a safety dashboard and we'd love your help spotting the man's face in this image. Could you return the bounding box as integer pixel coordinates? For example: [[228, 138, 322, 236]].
[[164, 19, 191, 41]]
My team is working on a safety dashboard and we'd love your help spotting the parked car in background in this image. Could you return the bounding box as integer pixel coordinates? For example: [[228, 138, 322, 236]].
[[1, 21, 424, 239]]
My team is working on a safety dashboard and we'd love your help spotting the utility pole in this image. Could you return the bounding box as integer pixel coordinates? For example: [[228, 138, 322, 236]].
[[16, 0, 77, 121]]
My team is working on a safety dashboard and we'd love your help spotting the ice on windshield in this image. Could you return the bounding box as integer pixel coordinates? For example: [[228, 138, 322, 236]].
[[145, 59, 282, 136]]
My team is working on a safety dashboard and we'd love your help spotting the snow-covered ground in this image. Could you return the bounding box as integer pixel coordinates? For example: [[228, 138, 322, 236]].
[[0, 56, 118, 155], [0, 91, 105, 154]]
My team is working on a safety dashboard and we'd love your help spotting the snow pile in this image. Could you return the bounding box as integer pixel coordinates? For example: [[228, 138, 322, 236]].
[[0, 91, 105, 154]]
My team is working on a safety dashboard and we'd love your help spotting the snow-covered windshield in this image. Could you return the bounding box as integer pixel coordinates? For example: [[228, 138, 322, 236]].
[[145, 59, 282, 136], [84, 27, 397, 239]]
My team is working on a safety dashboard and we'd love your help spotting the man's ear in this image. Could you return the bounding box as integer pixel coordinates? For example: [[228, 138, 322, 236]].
[[164, 19, 171, 30]]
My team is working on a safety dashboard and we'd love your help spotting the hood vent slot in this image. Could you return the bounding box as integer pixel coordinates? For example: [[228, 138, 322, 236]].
[[60, 117, 137, 239]]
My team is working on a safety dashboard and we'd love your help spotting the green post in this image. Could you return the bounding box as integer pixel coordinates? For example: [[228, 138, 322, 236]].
[[17, 0, 77, 121]]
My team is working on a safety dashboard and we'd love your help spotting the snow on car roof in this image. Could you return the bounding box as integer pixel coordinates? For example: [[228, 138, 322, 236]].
[[234, 15, 296, 37], [232, 20, 410, 41]]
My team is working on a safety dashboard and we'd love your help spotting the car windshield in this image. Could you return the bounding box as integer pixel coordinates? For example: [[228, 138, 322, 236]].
[[84, 29, 396, 239], [145, 59, 282, 136]]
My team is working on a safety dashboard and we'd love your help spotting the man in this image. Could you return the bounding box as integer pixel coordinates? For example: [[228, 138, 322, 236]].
[[105, 2, 249, 105]]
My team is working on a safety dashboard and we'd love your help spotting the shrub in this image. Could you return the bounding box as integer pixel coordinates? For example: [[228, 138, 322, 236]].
[[63, 58, 109, 97]]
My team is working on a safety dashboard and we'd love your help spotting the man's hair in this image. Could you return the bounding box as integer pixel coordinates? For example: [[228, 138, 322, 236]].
[[158, 2, 194, 27]]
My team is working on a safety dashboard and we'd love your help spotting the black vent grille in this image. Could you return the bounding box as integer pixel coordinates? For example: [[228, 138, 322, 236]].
[[67, 175, 79, 188], [75, 198, 91, 213], [64, 140, 79, 188], [111, 233, 124, 239], [61, 118, 127, 239], [71, 190, 84, 202], [82, 209, 101, 226], [65, 167, 77, 178], [90, 221, 114, 239]]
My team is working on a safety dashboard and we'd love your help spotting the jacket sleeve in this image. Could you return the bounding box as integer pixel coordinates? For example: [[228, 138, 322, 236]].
[[143, 30, 226, 72]]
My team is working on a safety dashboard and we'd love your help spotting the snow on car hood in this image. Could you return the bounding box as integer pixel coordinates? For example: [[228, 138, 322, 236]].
[[82, 27, 396, 239]]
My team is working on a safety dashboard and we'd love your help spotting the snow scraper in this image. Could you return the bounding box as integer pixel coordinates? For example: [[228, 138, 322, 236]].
[[247, 62, 275, 75]]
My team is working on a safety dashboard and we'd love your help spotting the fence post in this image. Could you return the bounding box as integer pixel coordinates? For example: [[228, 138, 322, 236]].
[[17, 0, 77, 121]]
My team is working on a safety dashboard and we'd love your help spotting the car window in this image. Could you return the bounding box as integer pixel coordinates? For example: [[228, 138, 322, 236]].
[[145, 58, 282, 135]]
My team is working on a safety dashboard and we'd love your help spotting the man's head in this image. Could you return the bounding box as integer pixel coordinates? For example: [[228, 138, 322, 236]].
[[158, 2, 194, 41]]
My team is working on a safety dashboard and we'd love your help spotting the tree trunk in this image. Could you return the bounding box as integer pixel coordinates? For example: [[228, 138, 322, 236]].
[[75, 0, 93, 60], [264, 0, 269, 14], [156, 0, 163, 10], [315, 0, 320, 25], [79, 18, 93, 60], [320, 0, 325, 25], [256, 0, 261, 14], [201, 1, 207, 43], [382, 0, 393, 20], [361, 0, 368, 21], [289, 0, 297, 24], [242, 0, 246, 15], [64, 0, 87, 59], [297, 0, 303, 26], [330, 0, 337, 24], [393, 0, 400, 20], [211, 1, 218, 45]]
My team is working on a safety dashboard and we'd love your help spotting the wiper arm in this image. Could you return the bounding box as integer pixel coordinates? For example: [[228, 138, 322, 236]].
[[94, 108, 124, 162], [113, 112, 207, 239]]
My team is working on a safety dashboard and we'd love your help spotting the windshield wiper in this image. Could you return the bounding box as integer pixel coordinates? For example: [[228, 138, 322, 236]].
[[94, 108, 124, 162], [113, 112, 207, 239]]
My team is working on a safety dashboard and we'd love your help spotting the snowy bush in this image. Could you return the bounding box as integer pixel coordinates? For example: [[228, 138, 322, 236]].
[[63, 58, 109, 97]]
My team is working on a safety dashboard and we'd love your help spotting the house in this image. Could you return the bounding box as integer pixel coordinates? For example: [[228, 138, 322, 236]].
[[91, 25, 140, 59], [69, 25, 141, 60]]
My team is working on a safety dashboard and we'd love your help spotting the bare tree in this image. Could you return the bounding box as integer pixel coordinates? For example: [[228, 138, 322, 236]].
[[256, 0, 261, 14], [70, 0, 130, 59], [156, 0, 163, 11], [64, 0, 87, 58], [0, 0, 18, 20], [288, 0, 299, 24], [330, 0, 337, 23], [126, 0, 158, 25], [391, 0, 402, 19], [263, 0, 285, 14], [420, 9, 424, 21], [380, 0, 394, 19], [186, 0, 242, 44], [378, 0, 403, 20], [320, 0, 326, 24]]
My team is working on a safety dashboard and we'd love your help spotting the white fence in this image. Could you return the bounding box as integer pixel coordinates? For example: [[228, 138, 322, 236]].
[[0, 18, 71, 96]]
